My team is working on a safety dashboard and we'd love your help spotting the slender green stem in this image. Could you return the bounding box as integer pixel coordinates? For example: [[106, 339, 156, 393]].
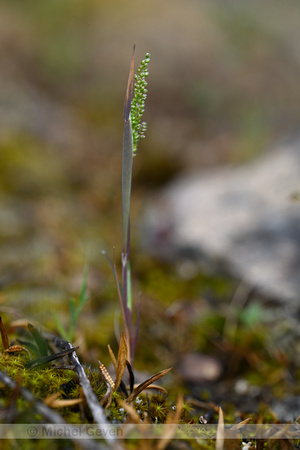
[[120, 46, 150, 365]]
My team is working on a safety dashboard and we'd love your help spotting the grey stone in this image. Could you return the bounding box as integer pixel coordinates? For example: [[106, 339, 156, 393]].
[[142, 138, 300, 303], [178, 352, 222, 384]]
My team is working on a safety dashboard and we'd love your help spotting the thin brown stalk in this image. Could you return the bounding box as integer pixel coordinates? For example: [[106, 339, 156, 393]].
[[0, 316, 9, 349]]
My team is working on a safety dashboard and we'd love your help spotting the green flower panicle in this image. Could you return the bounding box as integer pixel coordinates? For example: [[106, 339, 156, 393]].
[[131, 52, 150, 156]]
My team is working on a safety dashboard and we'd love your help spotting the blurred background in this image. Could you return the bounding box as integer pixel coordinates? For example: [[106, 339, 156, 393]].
[[0, 0, 300, 406]]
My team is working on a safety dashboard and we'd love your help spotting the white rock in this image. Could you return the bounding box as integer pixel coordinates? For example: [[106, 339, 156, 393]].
[[142, 138, 300, 303]]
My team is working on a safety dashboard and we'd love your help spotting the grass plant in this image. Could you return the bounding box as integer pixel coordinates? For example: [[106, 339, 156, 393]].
[[0, 38, 299, 450], [105, 45, 150, 365]]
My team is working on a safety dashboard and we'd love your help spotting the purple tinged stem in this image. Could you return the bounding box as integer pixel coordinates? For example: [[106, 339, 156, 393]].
[[122, 45, 136, 363], [123, 44, 135, 121]]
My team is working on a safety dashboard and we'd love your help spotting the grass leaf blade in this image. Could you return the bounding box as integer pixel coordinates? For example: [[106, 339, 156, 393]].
[[28, 323, 49, 357], [122, 119, 133, 254], [52, 313, 69, 342], [126, 367, 172, 403]]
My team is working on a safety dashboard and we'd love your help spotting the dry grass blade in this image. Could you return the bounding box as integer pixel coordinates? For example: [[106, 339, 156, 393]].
[[262, 424, 296, 449], [230, 417, 252, 430], [118, 400, 150, 450], [166, 394, 183, 424], [118, 400, 141, 425], [224, 417, 252, 448], [157, 395, 184, 450], [108, 345, 117, 373], [267, 423, 294, 439], [216, 406, 224, 450], [115, 333, 128, 391], [126, 367, 172, 403], [0, 317, 9, 349], [44, 392, 83, 408], [131, 384, 168, 395]]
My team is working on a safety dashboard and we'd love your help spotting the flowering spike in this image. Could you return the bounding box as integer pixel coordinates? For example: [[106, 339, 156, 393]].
[[131, 52, 150, 155]]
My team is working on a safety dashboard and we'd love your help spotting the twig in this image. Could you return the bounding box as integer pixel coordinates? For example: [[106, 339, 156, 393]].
[[65, 342, 124, 450], [33, 334, 124, 450], [66, 343, 108, 424]]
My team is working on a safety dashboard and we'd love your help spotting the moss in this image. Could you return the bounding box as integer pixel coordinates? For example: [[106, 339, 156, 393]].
[[0, 350, 109, 427], [0, 351, 76, 397]]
